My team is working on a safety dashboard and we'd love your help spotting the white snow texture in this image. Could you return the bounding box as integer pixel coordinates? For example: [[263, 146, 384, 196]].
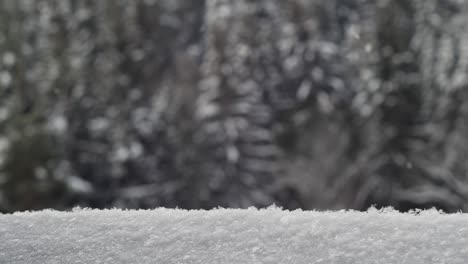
[[1, 207, 467, 264]]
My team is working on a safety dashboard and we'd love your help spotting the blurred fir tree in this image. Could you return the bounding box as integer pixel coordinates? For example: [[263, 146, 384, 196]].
[[1, 0, 468, 212]]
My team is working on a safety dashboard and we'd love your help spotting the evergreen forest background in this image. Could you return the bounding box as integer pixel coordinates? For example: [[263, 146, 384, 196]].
[[1, 0, 468, 213]]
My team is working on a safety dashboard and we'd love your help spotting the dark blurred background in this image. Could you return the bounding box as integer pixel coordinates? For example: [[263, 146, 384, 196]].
[[1, 0, 468, 213]]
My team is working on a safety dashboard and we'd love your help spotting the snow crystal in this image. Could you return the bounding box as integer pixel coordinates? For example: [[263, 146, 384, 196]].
[[1, 208, 468, 264]]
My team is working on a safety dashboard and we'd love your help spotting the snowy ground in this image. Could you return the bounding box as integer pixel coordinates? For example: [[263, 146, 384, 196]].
[[1, 207, 467, 264]]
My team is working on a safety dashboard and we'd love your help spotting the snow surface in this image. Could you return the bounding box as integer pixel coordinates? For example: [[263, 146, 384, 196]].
[[1, 207, 468, 264]]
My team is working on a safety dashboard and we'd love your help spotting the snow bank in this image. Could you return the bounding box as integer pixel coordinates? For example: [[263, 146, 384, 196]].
[[1, 208, 467, 264]]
